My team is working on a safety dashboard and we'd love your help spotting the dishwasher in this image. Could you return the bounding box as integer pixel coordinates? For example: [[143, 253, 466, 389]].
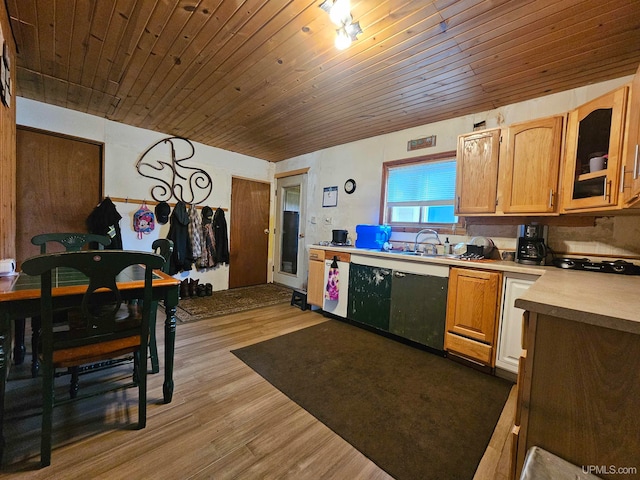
[[322, 251, 351, 318]]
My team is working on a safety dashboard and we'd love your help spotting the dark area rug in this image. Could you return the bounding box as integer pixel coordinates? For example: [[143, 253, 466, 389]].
[[175, 283, 293, 322], [232, 320, 513, 480]]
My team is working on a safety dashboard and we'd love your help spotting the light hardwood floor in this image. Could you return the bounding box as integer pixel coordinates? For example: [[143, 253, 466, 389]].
[[3, 303, 515, 479]]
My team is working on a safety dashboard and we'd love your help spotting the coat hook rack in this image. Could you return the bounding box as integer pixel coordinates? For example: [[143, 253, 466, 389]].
[[135, 136, 213, 205]]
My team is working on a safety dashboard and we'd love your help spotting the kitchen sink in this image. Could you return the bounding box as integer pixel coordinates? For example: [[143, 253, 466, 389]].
[[387, 250, 460, 259]]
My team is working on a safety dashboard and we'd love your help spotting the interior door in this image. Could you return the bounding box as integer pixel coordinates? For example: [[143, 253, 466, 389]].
[[16, 127, 103, 266], [273, 174, 307, 289], [229, 177, 270, 288]]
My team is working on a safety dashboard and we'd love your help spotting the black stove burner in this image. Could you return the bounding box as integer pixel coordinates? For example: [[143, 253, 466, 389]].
[[553, 257, 640, 275]]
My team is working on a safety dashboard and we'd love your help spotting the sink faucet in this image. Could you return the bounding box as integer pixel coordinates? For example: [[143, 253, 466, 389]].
[[414, 228, 442, 254]]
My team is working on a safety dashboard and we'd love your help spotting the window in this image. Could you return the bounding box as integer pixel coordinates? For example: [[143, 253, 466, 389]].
[[382, 152, 460, 230]]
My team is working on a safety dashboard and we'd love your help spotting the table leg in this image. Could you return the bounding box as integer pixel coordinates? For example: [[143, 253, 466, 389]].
[[0, 323, 8, 464], [163, 301, 177, 404], [31, 316, 41, 378], [13, 319, 25, 365]]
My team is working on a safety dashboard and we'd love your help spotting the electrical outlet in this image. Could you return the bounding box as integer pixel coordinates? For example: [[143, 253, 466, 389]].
[[310, 216, 317, 224]]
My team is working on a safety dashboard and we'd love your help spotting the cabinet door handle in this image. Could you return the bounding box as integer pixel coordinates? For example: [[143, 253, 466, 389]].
[[548, 189, 554, 208], [604, 179, 611, 202], [394, 271, 406, 278], [620, 165, 626, 193], [456, 196, 460, 211], [634, 144, 639, 180]]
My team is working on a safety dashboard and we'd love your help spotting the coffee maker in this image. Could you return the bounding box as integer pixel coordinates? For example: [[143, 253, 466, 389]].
[[516, 224, 548, 265]]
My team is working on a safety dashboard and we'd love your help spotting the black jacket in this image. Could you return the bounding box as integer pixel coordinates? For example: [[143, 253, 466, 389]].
[[213, 208, 229, 265], [86, 197, 123, 249], [167, 201, 193, 274]]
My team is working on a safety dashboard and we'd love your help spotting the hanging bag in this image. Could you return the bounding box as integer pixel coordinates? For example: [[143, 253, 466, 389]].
[[133, 202, 155, 239]]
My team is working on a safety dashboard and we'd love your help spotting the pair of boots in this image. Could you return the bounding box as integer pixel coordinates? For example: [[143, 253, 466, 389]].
[[180, 278, 213, 298]]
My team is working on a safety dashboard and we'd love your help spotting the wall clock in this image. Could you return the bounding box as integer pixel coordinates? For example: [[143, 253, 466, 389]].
[[344, 178, 356, 194]]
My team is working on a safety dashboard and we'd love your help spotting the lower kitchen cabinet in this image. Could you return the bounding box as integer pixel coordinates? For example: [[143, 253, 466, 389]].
[[307, 248, 325, 307], [445, 267, 502, 366], [495, 274, 537, 374], [348, 263, 392, 330], [389, 270, 448, 351]]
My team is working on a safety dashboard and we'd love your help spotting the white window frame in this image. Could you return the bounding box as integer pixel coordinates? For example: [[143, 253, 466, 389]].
[[380, 151, 465, 233]]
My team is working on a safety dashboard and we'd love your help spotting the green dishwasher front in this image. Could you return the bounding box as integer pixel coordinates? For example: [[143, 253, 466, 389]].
[[389, 271, 448, 351], [347, 263, 392, 331]]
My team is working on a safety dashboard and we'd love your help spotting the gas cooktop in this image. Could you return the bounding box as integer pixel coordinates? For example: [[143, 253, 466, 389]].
[[552, 257, 640, 275]]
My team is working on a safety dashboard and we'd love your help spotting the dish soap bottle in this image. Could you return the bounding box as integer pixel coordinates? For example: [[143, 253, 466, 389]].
[[444, 237, 451, 254]]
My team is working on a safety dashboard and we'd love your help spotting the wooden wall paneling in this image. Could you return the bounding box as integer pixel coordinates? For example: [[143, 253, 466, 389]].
[[114, 2, 195, 120], [123, 0, 220, 123], [7, 0, 640, 161], [203, 2, 447, 144], [0, 1, 17, 259], [194, 0, 439, 133], [150, 0, 318, 134], [105, 1, 158, 98], [104, 1, 178, 116]]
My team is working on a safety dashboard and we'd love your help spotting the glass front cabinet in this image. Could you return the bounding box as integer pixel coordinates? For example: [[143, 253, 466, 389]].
[[623, 64, 640, 206], [561, 86, 628, 212]]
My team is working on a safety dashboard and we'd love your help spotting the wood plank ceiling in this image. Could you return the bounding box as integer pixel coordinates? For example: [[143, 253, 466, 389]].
[[6, 0, 640, 162]]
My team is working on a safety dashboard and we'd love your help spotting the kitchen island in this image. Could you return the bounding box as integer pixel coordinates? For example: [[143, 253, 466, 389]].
[[510, 269, 640, 480]]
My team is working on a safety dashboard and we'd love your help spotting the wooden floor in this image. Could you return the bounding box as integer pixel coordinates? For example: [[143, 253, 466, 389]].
[[2, 303, 515, 479]]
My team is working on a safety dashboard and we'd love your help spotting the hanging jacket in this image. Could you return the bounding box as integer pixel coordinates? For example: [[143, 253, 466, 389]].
[[167, 201, 193, 274], [199, 222, 216, 268], [86, 197, 123, 249], [213, 208, 229, 265], [188, 204, 202, 262]]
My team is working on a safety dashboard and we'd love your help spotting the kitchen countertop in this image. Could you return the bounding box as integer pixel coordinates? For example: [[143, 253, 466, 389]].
[[311, 244, 548, 275], [310, 244, 640, 335]]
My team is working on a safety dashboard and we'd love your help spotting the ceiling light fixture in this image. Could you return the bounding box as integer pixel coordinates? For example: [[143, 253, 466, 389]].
[[319, 0, 362, 50]]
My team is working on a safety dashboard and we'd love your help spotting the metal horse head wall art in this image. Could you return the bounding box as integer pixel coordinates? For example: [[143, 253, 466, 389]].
[[135, 136, 212, 205]]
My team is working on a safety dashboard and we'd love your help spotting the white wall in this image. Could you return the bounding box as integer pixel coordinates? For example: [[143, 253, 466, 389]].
[[276, 75, 640, 259], [17, 98, 274, 290]]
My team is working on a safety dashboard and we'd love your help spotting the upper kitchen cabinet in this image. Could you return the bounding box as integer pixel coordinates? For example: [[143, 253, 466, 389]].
[[561, 86, 628, 212], [455, 128, 501, 215], [622, 64, 640, 207], [499, 116, 564, 214]]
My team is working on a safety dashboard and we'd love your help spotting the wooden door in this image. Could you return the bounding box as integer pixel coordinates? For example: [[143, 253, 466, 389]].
[[229, 177, 270, 288], [16, 128, 102, 265], [501, 116, 563, 213], [455, 129, 501, 214], [445, 267, 501, 343]]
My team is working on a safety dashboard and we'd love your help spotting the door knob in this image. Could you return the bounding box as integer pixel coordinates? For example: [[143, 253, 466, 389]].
[[299, 233, 305, 238], [264, 229, 269, 234]]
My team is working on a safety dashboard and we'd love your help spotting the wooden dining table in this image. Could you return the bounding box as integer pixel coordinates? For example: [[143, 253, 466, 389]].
[[0, 263, 181, 463]]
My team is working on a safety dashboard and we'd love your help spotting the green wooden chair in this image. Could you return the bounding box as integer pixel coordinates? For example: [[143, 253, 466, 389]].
[[21, 250, 164, 467], [31, 232, 112, 253], [25, 233, 112, 378], [148, 239, 173, 373]]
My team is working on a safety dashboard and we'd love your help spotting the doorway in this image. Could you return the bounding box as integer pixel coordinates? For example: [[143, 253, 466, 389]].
[[273, 173, 307, 290], [228, 177, 271, 288], [16, 127, 103, 265]]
